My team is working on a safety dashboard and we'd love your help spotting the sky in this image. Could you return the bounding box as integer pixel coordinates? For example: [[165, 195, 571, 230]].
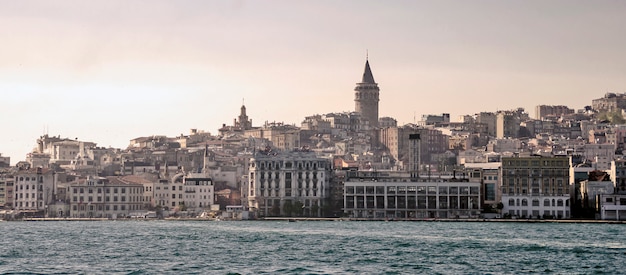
[[1, 0, 626, 162]]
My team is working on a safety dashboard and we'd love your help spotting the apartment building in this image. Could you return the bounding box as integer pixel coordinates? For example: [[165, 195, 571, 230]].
[[68, 176, 145, 219], [501, 156, 571, 218], [14, 168, 58, 213], [247, 150, 331, 217]]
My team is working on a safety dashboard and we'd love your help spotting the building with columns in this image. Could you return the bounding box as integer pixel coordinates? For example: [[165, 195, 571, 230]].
[[247, 149, 331, 217], [343, 171, 481, 219]]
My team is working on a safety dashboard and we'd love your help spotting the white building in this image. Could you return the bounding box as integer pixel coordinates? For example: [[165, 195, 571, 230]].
[[68, 176, 145, 219], [247, 150, 330, 217], [343, 171, 481, 219], [14, 168, 58, 214], [599, 194, 626, 220], [154, 174, 184, 211], [182, 172, 214, 213], [580, 180, 614, 210]]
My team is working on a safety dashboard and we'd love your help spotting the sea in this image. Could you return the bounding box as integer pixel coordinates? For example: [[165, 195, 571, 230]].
[[0, 220, 624, 274]]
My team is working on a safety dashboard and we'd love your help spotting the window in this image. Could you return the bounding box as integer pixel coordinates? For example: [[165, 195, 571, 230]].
[[484, 184, 495, 201], [508, 199, 515, 206]]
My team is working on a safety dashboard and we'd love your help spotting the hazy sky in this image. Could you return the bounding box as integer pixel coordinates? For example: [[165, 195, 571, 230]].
[[2, 0, 626, 162]]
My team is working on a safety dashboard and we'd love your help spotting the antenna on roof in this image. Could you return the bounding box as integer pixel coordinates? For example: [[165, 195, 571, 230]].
[[366, 49, 369, 60]]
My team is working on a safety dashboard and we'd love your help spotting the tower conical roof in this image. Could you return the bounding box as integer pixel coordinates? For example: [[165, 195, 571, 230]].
[[361, 60, 376, 84]]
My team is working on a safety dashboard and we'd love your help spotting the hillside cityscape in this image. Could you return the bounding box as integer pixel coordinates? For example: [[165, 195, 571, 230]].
[[1, 59, 626, 221]]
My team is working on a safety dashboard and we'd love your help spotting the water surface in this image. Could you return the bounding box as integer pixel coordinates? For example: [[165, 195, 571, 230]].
[[1, 220, 624, 274]]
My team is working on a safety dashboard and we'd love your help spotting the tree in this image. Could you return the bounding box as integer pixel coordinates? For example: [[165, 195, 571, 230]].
[[597, 111, 626, 124], [496, 202, 504, 213], [282, 200, 293, 217], [293, 201, 304, 217], [310, 204, 320, 217]]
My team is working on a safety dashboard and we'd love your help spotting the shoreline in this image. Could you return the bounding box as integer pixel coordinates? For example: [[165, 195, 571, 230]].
[[5, 217, 626, 224]]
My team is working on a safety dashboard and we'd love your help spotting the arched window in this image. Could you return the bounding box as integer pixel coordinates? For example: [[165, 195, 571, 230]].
[[509, 199, 515, 206], [522, 199, 528, 206], [544, 199, 550, 207]]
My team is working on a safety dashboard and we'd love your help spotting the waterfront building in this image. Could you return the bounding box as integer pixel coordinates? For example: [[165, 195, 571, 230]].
[[580, 179, 614, 214], [464, 163, 502, 210], [154, 174, 184, 211], [569, 157, 596, 218], [501, 156, 571, 219], [247, 150, 331, 217], [182, 152, 215, 213], [343, 171, 481, 219], [118, 174, 156, 209], [68, 176, 145, 219], [354, 58, 380, 128], [13, 168, 58, 214], [598, 194, 626, 220], [0, 171, 14, 208]]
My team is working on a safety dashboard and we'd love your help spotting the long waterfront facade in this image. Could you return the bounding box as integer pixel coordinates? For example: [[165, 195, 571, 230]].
[[343, 171, 481, 219]]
